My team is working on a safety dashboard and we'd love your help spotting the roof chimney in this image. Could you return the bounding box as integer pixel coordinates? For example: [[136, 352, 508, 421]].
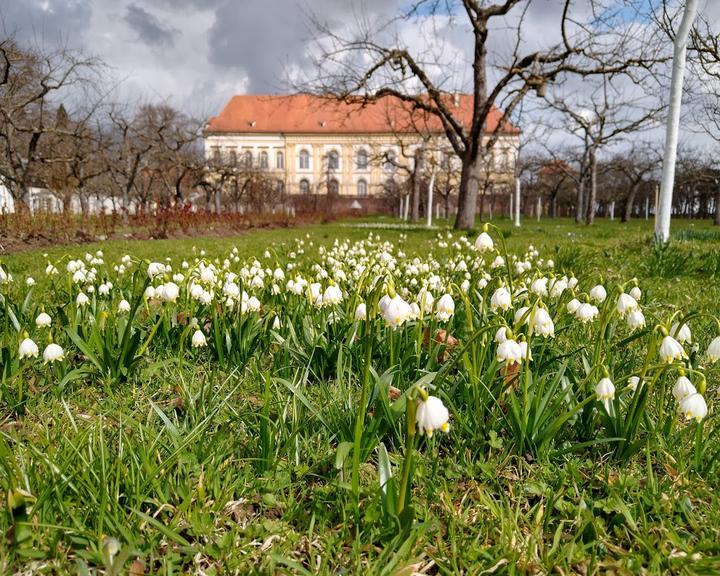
[[249, 120, 256, 127]]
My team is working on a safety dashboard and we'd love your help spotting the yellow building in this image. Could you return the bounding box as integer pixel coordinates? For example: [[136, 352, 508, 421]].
[[203, 93, 519, 210]]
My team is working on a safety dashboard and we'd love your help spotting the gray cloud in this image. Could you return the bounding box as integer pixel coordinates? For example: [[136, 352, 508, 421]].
[[123, 3, 177, 47]]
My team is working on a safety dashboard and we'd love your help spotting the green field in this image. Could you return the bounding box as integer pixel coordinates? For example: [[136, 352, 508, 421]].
[[1, 217, 720, 574]]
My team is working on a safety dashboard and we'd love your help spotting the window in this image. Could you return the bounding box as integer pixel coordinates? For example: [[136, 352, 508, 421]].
[[299, 149, 310, 170], [277, 180, 285, 194], [228, 149, 237, 165], [244, 150, 253, 167], [276, 151, 284, 169], [327, 150, 339, 170], [357, 179, 368, 197], [259, 151, 268, 169], [328, 178, 339, 195], [211, 146, 220, 161], [356, 148, 368, 170], [383, 150, 396, 172], [299, 179, 310, 194]]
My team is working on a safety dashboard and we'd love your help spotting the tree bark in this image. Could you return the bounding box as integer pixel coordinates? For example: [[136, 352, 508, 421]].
[[455, 153, 483, 229], [586, 147, 598, 225], [575, 175, 585, 224], [411, 148, 423, 223], [622, 181, 641, 223], [714, 185, 720, 226]]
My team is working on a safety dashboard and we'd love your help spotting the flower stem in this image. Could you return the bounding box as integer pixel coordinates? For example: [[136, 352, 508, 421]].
[[396, 396, 417, 517]]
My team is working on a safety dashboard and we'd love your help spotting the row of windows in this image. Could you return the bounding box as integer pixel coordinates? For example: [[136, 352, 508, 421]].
[[212, 148, 286, 170], [298, 178, 368, 196]]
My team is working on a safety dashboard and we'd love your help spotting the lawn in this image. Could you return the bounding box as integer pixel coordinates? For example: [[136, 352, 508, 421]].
[[1, 216, 720, 574]]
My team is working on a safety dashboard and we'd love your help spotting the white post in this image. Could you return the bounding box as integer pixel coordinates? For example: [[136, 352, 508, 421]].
[[514, 178, 521, 227], [536, 196, 542, 222], [645, 197, 649, 220], [610, 201, 615, 220], [655, 0, 699, 243], [427, 167, 436, 228], [403, 194, 410, 220], [509, 191, 514, 220]]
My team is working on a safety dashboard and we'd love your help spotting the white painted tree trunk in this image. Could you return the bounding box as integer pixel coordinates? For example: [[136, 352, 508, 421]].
[[427, 167, 436, 228], [514, 178, 521, 227], [656, 0, 699, 243]]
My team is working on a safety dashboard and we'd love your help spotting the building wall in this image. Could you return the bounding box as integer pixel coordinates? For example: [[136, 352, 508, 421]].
[[203, 132, 520, 199]]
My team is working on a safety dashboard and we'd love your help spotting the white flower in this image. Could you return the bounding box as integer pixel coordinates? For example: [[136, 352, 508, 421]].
[[495, 326, 508, 344], [76, 292, 89, 307], [568, 277, 579, 290], [627, 376, 640, 392], [147, 262, 166, 278], [549, 278, 567, 299], [629, 286, 641, 301], [246, 296, 261, 312], [679, 393, 707, 422], [595, 377, 615, 401], [323, 285, 343, 306], [45, 264, 58, 275], [531, 277, 548, 297], [191, 330, 207, 348], [118, 299, 131, 313], [575, 303, 599, 323], [415, 395, 450, 437], [35, 312, 52, 328], [564, 298, 581, 316], [514, 306, 530, 325], [670, 322, 691, 343], [626, 309, 646, 330], [19, 338, 39, 359], [706, 336, 720, 363], [659, 335, 686, 364], [672, 376, 696, 402], [224, 282, 240, 299], [145, 286, 157, 300], [26, 277, 35, 287], [162, 282, 180, 302], [589, 285, 607, 303], [354, 302, 367, 320], [490, 287, 512, 312], [474, 232, 494, 253], [616, 293, 638, 317], [382, 295, 412, 328], [435, 294, 455, 322], [532, 308, 554, 338], [200, 267, 216, 284], [272, 316, 281, 329], [519, 341, 531, 362], [491, 255, 505, 268], [43, 343, 65, 363], [595, 377, 615, 412], [497, 339, 523, 364], [417, 288, 434, 313]]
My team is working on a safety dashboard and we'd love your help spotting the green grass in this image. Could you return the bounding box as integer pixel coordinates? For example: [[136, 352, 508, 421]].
[[1, 216, 720, 574]]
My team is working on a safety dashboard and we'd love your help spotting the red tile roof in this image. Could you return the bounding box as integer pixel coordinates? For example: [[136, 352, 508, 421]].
[[205, 93, 519, 136]]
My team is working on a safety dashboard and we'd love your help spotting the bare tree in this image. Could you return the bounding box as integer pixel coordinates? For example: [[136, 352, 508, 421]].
[[302, 0, 665, 229], [0, 35, 101, 211]]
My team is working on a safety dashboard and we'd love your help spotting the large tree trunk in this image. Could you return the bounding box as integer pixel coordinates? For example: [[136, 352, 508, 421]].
[[714, 186, 720, 226], [622, 181, 641, 223], [455, 153, 483, 229], [575, 176, 585, 224], [585, 148, 598, 225]]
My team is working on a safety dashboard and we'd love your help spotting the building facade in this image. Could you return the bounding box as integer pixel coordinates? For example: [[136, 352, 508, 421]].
[[203, 94, 520, 212]]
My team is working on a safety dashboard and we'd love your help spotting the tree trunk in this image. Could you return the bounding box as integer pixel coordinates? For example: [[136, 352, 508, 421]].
[[575, 175, 585, 224], [455, 153, 483, 229], [622, 182, 641, 223], [585, 148, 598, 225], [411, 149, 423, 223], [551, 192, 558, 218], [714, 186, 720, 226]]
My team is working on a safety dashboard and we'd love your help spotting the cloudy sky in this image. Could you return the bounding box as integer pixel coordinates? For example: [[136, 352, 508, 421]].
[[2, 0, 719, 150]]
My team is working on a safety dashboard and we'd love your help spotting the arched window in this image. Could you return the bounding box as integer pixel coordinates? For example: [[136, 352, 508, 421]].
[[299, 179, 310, 194], [259, 151, 269, 169], [228, 149, 237, 165], [327, 150, 339, 170], [244, 150, 253, 167], [276, 151, 284, 169], [383, 150, 396, 172], [299, 149, 310, 170], [356, 148, 368, 170], [328, 178, 339, 195], [277, 180, 285, 194], [357, 179, 368, 197]]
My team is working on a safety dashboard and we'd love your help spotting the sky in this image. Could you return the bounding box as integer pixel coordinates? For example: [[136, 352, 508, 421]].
[[1, 0, 719, 151]]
